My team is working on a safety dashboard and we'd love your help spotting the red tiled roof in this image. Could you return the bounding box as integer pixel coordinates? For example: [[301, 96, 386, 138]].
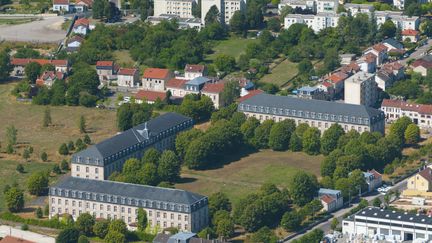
[[373, 43, 388, 53], [185, 64, 205, 73], [96, 61, 114, 67], [74, 18, 90, 27], [0, 236, 35, 243], [237, 89, 263, 102], [402, 29, 419, 36], [202, 82, 225, 93], [11, 58, 68, 67], [363, 53, 377, 64], [322, 81, 333, 88], [118, 68, 137, 76], [412, 58, 432, 69], [135, 90, 166, 102], [369, 169, 382, 179], [166, 78, 187, 88], [327, 71, 348, 84], [382, 62, 403, 71], [76, 0, 93, 6], [143, 68, 171, 79], [53, 0, 69, 4], [320, 195, 335, 204], [419, 168, 432, 183], [340, 62, 360, 73], [382, 99, 432, 115]]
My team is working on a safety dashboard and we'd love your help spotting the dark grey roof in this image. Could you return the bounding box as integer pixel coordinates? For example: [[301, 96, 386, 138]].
[[52, 177, 207, 210], [238, 93, 384, 125], [383, 38, 403, 50], [349, 207, 432, 225], [72, 112, 192, 165]]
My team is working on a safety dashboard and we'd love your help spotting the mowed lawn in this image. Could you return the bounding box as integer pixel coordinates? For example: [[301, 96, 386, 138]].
[[176, 150, 323, 205], [0, 82, 117, 162], [207, 37, 259, 61], [0, 160, 54, 211], [260, 59, 299, 87]]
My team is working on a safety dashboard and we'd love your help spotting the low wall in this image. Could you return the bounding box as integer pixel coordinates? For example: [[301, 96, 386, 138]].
[[0, 14, 57, 18]]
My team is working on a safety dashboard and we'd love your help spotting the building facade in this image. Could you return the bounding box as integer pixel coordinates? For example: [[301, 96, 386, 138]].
[[284, 13, 339, 32], [238, 93, 385, 134], [49, 177, 209, 233], [71, 113, 193, 180], [154, 0, 195, 18], [343, 207, 432, 241], [344, 71, 378, 107], [142, 68, 174, 92], [117, 68, 140, 87], [201, 0, 246, 24], [381, 99, 432, 128]]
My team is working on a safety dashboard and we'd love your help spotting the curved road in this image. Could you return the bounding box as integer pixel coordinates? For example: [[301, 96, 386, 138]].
[[0, 16, 66, 43]]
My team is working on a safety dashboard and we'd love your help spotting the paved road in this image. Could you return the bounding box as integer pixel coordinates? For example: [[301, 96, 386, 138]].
[[0, 225, 55, 243], [285, 178, 409, 242], [0, 16, 66, 43], [400, 39, 432, 65]]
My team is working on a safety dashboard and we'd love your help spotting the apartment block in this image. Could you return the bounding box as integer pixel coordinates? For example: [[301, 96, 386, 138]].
[[154, 0, 195, 18], [284, 12, 339, 32], [381, 99, 432, 128], [375, 11, 419, 30], [344, 71, 378, 107], [201, 0, 246, 24]]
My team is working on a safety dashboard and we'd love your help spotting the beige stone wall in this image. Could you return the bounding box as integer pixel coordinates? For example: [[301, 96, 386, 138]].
[[202, 92, 221, 109], [49, 195, 208, 232], [407, 175, 430, 192], [71, 164, 103, 180]]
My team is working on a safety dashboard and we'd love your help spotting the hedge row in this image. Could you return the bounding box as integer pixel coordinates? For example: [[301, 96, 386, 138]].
[[0, 212, 66, 229]]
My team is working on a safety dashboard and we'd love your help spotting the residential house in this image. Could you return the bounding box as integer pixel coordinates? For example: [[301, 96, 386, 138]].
[[357, 53, 377, 73], [134, 90, 167, 104], [363, 170, 382, 192], [411, 55, 432, 76], [201, 82, 225, 109], [35, 71, 64, 87], [53, 0, 70, 12], [166, 78, 188, 97], [381, 99, 432, 128], [184, 76, 212, 95], [339, 53, 356, 65], [344, 3, 374, 16], [316, 0, 338, 13], [318, 188, 343, 212], [117, 68, 139, 87], [343, 207, 432, 241], [344, 71, 378, 107], [238, 93, 385, 134], [66, 35, 84, 52], [184, 64, 207, 80], [72, 18, 90, 35], [364, 43, 388, 66], [403, 167, 432, 198], [402, 29, 420, 43], [375, 61, 404, 91], [382, 38, 404, 52], [76, 0, 93, 9], [96, 61, 118, 81], [10, 58, 69, 76], [324, 71, 348, 95], [142, 68, 174, 91]]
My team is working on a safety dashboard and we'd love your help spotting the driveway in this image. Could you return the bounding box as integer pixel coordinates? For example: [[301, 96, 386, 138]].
[[0, 225, 55, 243], [0, 16, 66, 43]]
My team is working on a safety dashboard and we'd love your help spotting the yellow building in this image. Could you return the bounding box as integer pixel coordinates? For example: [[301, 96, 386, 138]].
[[403, 168, 432, 198]]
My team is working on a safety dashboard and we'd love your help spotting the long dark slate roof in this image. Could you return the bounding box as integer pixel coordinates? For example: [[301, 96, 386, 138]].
[[347, 207, 432, 225], [52, 176, 206, 206], [72, 112, 192, 164], [239, 93, 384, 124]]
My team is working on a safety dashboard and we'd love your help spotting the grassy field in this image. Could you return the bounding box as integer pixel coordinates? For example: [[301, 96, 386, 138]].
[[113, 50, 135, 67], [207, 37, 259, 61], [176, 150, 323, 205], [0, 159, 54, 211], [0, 18, 37, 25], [260, 59, 299, 87], [0, 82, 117, 163]]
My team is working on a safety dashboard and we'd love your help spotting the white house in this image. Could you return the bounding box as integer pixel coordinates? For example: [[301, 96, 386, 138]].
[[284, 12, 339, 32], [184, 64, 207, 80], [153, 0, 195, 18], [53, 0, 70, 12], [117, 68, 140, 87], [318, 188, 343, 213], [72, 18, 90, 35], [381, 99, 432, 128]]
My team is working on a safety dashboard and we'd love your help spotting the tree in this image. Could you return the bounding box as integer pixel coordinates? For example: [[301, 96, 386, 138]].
[[44, 204, 49, 216], [41, 151, 48, 162], [157, 150, 181, 182], [56, 228, 80, 243], [6, 125, 18, 145], [320, 149, 343, 177], [104, 231, 126, 243], [380, 19, 397, 38], [246, 0, 264, 29], [52, 164, 61, 174], [230, 11, 247, 35], [25, 62, 41, 83], [94, 219, 110, 238], [389, 116, 412, 144], [59, 143, 69, 155], [289, 133, 302, 151], [84, 134, 91, 145], [250, 227, 278, 243], [22, 148, 30, 161], [35, 207, 43, 218], [109, 219, 128, 234], [214, 54, 236, 72], [137, 208, 147, 231], [334, 177, 352, 200], [4, 186, 24, 212], [281, 211, 302, 231], [216, 217, 234, 238], [175, 128, 204, 159], [205, 5, 220, 25], [321, 124, 344, 155], [43, 107, 52, 127], [209, 192, 232, 217], [372, 197, 382, 207], [268, 119, 296, 151], [302, 127, 321, 155], [330, 218, 339, 231], [279, 5, 293, 19], [27, 171, 49, 196], [0, 49, 12, 81], [289, 171, 318, 206], [67, 141, 75, 151], [298, 59, 313, 75], [404, 123, 420, 144], [253, 120, 274, 148], [76, 213, 95, 236], [78, 235, 90, 243], [221, 80, 240, 106], [16, 164, 24, 173], [142, 148, 161, 165], [139, 162, 160, 185], [323, 48, 340, 73], [240, 117, 260, 144], [79, 115, 86, 133]]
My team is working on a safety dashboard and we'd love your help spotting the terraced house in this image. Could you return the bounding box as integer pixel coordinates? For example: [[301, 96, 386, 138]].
[[70, 112, 193, 180], [238, 93, 385, 134]]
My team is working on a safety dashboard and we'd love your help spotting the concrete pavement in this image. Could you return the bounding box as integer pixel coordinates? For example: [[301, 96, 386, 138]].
[[400, 39, 432, 65], [0, 225, 55, 243]]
